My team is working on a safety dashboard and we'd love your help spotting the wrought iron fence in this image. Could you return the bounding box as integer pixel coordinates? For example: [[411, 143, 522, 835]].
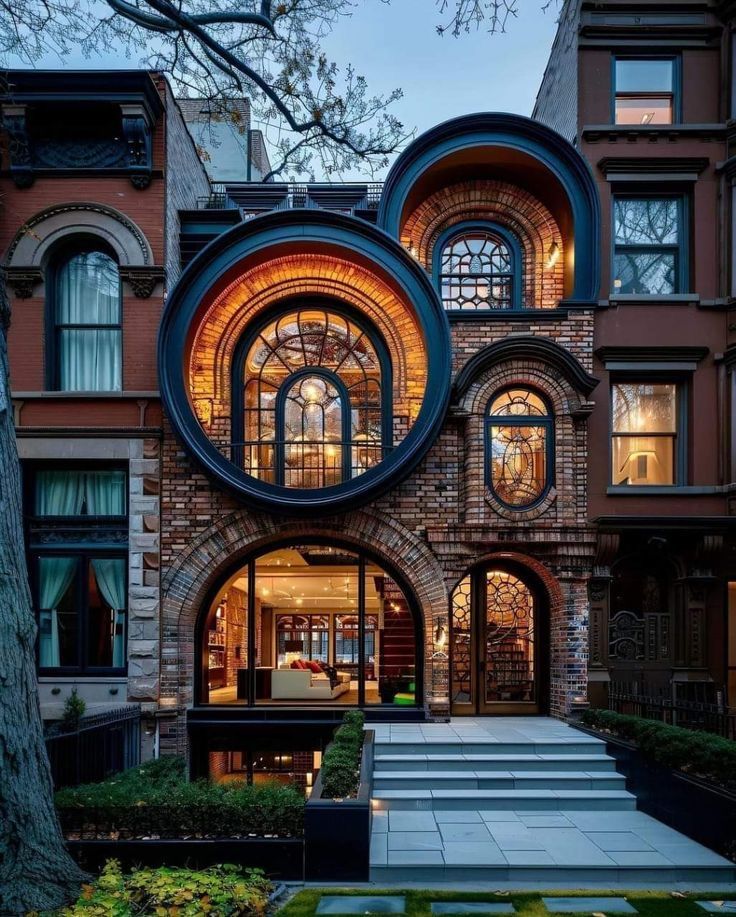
[[608, 682, 736, 740], [45, 705, 141, 789]]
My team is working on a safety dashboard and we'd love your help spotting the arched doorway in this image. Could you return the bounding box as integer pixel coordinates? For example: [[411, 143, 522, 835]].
[[196, 540, 423, 708], [450, 562, 549, 715]]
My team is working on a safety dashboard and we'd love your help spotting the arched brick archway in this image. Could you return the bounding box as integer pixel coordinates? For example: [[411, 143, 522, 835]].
[[447, 551, 588, 718], [161, 507, 448, 721]]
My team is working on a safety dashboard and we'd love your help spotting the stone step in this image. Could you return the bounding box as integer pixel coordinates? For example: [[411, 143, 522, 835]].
[[374, 753, 618, 773], [369, 863, 736, 884], [373, 771, 626, 791], [372, 788, 637, 811], [373, 739, 606, 757]]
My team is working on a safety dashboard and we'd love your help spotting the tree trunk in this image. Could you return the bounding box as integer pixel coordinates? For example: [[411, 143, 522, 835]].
[[0, 278, 86, 913]]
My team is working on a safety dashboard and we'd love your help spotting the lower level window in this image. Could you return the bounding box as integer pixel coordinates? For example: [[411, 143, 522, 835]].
[[611, 382, 678, 485], [37, 553, 127, 672]]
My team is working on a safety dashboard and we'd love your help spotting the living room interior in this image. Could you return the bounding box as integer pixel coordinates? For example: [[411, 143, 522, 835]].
[[202, 544, 418, 706]]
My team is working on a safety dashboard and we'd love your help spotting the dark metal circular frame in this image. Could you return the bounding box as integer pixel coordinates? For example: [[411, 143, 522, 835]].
[[159, 209, 452, 514]]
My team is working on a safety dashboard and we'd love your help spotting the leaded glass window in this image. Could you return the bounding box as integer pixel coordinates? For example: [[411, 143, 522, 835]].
[[487, 388, 552, 508], [238, 308, 388, 489], [440, 231, 515, 310], [613, 197, 683, 295]]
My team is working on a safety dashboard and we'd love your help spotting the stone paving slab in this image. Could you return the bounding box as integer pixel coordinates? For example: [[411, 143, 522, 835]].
[[430, 905, 515, 915], [317, 897, 406, 914], [541, 898, 637, 914], [696, 903, 736, 913]]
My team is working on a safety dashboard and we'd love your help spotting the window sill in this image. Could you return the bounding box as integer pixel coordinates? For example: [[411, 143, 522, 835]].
[[39, 675, 128, 683], [13, 390, 160, 399], [445, 308, 572, 322], [606, 485, 723, 496], [604, 294, 700, 306]]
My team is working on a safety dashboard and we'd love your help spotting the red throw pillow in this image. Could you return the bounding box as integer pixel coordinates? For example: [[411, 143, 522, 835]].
[[296, 659, 308, 670], [290, 660, 301, 669], [306, 660, 322, 674]]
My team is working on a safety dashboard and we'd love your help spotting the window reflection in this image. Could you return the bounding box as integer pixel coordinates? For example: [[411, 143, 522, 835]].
[[612, 382, 677, 485]]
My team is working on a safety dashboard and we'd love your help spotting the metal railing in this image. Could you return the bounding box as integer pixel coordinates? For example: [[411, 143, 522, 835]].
[[608, 682, 736, 740], [45, 705, 141, 789], [197, 181, 384, 215], [216, 439, 389, 489]]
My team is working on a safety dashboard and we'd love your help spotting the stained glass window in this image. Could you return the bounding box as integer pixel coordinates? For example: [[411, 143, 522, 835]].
[[238, 308, 387, 488], [485, 571, 535, 704], [487, 388, 551, 508], [440, 231, 515, 310]]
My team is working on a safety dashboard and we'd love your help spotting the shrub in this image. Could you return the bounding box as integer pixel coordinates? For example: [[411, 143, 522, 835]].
[[319, 711, 365, 799], [55, 756, 304, 839], [581, 708, 736, 791], [55, 859, 271, 916], [60, 688, 86, 733]]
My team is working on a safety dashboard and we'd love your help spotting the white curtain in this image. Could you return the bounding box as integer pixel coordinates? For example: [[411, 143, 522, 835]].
[[92, 558, 127, 668], [58, 252, 122, 392], [38, 556, 76, 667]]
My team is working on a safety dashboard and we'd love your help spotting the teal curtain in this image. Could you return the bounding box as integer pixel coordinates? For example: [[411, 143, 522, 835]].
[[84, 470, 126, 515], [36, 469, 125, 516], [57, 251, 122, 392], [91, 558, 126, 668], [38, 556, 76, 667]]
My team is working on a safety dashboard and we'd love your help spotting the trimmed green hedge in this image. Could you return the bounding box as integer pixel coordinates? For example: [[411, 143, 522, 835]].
[[319, 710, 365, 799], [581, 708, 736, 792], [55, 756, 304, 839]]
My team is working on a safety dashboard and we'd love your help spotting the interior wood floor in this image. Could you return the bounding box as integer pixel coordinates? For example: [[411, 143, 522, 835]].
[[208, 683, 380, 705]]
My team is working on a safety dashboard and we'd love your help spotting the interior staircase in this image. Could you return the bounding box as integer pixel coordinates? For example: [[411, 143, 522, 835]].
[[369, 718, 736, 885]]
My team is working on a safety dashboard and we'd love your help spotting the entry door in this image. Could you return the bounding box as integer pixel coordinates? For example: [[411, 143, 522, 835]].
[[451, 568, 543, 715]]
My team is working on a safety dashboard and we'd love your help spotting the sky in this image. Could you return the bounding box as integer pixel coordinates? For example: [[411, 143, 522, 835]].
[[10, 0, 560, 179]]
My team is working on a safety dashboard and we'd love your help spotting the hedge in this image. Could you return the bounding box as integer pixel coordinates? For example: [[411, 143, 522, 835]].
[[55, 756, 304, 839], [581, 708, 736, 792], [320, 710, 365, 799]]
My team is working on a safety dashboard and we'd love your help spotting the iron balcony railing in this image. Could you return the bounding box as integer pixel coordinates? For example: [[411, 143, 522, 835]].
[[215, 439, 390, 489], [197, 181, 384, 217]]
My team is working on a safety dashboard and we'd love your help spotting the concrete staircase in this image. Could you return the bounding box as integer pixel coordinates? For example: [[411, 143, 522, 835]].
[[369, 718, 736, 885]]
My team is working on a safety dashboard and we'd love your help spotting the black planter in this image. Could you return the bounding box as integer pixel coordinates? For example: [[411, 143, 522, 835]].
[[575, 725, 736, 861], [66, 837, 304, 878], [304, 729, 374, 882]]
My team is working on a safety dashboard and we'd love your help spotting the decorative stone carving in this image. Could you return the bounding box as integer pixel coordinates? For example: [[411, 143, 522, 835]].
[[121, 104, 153, 189], [4, 267, 43, 299], [119, 266, 165, 298], [1, 104, 33, 188]]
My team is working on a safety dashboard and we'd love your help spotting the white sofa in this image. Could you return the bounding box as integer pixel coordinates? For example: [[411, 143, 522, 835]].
[[271, 668, 351, 700]]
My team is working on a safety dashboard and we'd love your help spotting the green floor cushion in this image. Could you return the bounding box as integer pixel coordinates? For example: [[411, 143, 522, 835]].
[[393, 692, 415, 705]]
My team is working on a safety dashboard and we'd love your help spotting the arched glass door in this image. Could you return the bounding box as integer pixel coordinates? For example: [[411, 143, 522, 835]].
[[450, 566, 545, 715]]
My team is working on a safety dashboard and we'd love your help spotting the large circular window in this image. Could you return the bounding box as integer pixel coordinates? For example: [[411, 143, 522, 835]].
[[159, 211, 451, 512]]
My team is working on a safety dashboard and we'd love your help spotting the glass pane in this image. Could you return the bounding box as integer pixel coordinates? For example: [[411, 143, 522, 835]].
[[57, 251, 121, 324], [615, 96, 673, 125], [614, 199, 679, 246], [613, 251, 676, 295], [615, 58, 674, 93], [485, 571, 535, 704], [612, 383, 677, 434], [612, 435, 675, 485], [489, 389, 548, 417], [441, 231, 514, 310], [35, 469, 126, 516], [38, 556, 78, 668], [451, 576, 472, 706], [490, 424, 548, 507], [87, 558, 126, 668], [205, 569, 250, 702], [59, 328, 122, 391]]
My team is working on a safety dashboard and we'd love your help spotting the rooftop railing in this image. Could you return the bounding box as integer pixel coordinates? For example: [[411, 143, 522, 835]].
[[197, 181, 384, 218]]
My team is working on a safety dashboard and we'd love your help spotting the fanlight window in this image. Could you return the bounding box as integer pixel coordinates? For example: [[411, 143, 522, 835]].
[[440, 231, 515, 310], [238, 308, 388, 489], [487, 388, 552, 508]]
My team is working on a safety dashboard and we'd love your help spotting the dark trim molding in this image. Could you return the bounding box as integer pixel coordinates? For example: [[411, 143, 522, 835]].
[[453, 335, 599, 401], [596, 346, 709, 368], [159, 208, 452, 514], [598, 156, 710, 177], [377, 112, 601, 306], [584, 124, 726, 142], [594, 515, 734, 532]]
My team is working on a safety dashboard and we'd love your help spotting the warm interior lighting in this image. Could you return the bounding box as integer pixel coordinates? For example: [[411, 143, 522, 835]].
[[546, 241, 560, 269], [434, 617, 448, 647]]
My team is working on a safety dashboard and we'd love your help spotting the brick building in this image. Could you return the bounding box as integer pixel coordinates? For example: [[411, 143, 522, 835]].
[[2, 1, 734, 782]]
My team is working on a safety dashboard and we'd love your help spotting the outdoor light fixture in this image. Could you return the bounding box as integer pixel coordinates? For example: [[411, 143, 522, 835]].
[[546, 241, 560, 269], [434, 617, 448, 647]]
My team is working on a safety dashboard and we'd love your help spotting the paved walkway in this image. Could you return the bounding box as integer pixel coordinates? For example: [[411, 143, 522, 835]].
[[369, 717, 736, 885]]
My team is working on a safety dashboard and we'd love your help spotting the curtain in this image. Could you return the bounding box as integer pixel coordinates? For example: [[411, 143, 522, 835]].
[[38, 556, 76, 667], [35, 470, 85, 515], [92, 558, 127, 668], [58, 252, 122, 392], [85, 470, 126, 515]]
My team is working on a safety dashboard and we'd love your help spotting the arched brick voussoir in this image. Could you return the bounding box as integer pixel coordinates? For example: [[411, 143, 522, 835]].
[[462, 360, 583, 418], [162, 506, 449, 702]]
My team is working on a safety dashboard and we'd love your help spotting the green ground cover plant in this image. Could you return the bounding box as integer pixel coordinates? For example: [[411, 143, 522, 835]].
[[580, 708, 736, 792], [41, 859, 271, 916], [319, 710, 366, 799], [55, 756, 304, 839], [277, 888, 736, 917]]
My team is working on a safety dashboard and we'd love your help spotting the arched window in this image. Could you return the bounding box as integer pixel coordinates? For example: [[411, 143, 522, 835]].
[[487, 388, 553, 508], [439, 227, 519, 311], [52, 249, 122, 391], [235, 307, 391, 489]]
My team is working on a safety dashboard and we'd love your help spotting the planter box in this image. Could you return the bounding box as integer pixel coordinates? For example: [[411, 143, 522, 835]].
[[66, 837, 304, 878], [304, 729, 374, 882], [576, 724, 736, 861]]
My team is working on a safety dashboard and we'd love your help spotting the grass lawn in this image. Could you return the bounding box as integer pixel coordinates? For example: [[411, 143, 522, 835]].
[[278, 888, 736, 917]]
